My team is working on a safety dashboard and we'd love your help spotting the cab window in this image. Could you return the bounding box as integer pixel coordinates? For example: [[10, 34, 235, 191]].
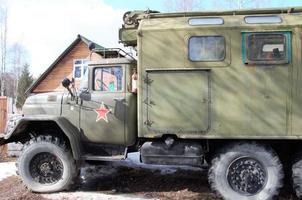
[[242, 32, 291, 65], [94, 66, 123, 91], [189, 36, 225, 61]]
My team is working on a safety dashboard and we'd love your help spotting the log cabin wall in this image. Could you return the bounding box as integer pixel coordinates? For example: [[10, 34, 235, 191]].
[[33, 41, 102, 93]]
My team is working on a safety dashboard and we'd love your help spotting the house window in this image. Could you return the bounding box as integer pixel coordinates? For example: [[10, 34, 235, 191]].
[[242, 32, 291, 65], [73, 59, 89, 79], [188, 36, 226, 61], [94, 66, 123, 92]]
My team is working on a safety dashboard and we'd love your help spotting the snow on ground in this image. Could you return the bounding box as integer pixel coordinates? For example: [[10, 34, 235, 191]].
[[42, 192, 148, 200], [0, 160, 150, 200], [44, 153, 205, 200], [0, 162, 17, 181], [0, 153, 206, 200]]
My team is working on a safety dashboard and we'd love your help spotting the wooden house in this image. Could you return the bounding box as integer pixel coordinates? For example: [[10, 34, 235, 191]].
[[27, 34, 107, 94]]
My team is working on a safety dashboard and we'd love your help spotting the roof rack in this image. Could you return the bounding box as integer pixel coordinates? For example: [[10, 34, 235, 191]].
[[148, 7, 302, 18], [92, 48, 136, 60]]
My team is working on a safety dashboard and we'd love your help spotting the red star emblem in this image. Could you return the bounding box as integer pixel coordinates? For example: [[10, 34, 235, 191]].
[[94, 102, 111, 123]]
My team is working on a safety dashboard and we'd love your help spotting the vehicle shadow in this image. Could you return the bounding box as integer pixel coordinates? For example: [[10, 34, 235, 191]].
[[75, 162, 217, 199], [71, 160, 297, 200]]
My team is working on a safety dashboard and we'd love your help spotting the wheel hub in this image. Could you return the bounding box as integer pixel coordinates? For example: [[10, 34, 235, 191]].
[[29, 152, 63, 184], [40, 162, 51, 175], [227, 156, 267, 195]]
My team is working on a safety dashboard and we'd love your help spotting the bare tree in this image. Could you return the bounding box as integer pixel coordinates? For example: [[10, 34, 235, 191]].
[[0, 4, 27, 98], [215, 0, 270, 10], [8, 43, 28, 98], [164, 0, 203, 12], [236, 0, 250, 9], [0, 6, 7, 96], [164, 0, 269, 12]]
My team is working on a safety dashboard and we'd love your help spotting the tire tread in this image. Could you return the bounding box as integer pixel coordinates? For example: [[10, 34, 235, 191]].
[[17, 135, 79, 192], [208, 142, 283, 200]]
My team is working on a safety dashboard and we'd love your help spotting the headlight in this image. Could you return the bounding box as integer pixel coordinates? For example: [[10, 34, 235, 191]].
[[5, 114, 23, 135]]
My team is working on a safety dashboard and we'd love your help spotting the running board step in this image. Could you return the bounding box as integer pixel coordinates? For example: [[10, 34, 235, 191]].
[[81, 155, 125, 162]]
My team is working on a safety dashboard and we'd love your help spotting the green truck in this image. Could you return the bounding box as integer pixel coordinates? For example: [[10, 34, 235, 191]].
[[1, 7, 302, 200]]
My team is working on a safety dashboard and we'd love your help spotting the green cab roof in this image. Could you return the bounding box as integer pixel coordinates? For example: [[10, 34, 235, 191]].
[[147, 7, 302, 18]]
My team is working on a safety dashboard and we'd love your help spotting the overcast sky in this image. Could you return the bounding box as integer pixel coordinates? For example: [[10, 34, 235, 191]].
[[5, 0, 125, 77], [3, 0, 302, 77]]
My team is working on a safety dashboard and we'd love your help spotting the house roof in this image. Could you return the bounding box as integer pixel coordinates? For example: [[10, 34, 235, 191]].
[[26, 34, 104, 94]]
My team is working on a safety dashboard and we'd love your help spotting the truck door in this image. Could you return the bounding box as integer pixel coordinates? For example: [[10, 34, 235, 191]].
[[80, 66, 126, 144], [144, 70, 210, 137]]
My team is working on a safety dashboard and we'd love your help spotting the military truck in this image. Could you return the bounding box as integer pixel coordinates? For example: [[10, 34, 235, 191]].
[[1, 6, 302, 199]]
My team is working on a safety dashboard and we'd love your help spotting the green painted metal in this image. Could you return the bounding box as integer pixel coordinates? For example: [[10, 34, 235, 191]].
[[77, 60, 137, 146], [9, 58, 137, 153], [147, 7, 302, 18], [144, 70, 210, 136], [1, 115, 83, 159], [132, 9, 302, 139], [119, 28, 137, 46]]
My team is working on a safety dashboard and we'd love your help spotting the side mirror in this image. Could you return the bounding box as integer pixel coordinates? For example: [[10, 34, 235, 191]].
[[62, 78, 71, 88], [61, 78, 74, 99], [79, 88, 91, 101]]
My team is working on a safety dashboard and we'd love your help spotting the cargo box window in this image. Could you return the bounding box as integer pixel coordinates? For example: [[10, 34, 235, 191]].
[[242, 32, 291, 65], [245, 16, 282, 24], [188, 17, 224, 25], [189, 36, 225, 61], [94, 66, 123, 92]]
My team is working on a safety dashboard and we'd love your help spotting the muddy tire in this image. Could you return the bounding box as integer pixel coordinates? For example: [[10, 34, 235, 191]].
[[292, 154, 302, 198], [208, 143, 283, 200], [18, 135, 78, 193]]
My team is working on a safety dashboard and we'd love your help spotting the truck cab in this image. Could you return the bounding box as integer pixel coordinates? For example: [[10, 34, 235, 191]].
[[62, 57, 137, 148]]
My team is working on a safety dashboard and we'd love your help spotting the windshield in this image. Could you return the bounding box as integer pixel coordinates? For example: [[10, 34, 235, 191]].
[[79, 67, 89, 90]]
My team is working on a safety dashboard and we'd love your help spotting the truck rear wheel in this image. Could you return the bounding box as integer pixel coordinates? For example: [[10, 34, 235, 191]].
[[292, 154, 302, 198], [18, 135, 78, 193], [208, 143, 283, 200]]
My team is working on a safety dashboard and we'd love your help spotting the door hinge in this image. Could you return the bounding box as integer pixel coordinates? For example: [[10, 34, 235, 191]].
[[143, 99, 155, 106], [144, 120, 154, 127], [144, 76, 153, 85], [138, 30, 143, 37]]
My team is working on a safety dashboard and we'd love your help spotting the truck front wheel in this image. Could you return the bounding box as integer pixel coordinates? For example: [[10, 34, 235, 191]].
[[18, 135, 78, 193], [208, 143, 283, 200]]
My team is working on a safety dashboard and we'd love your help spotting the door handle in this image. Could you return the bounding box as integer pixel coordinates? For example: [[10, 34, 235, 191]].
[[113, 98, 125, 101]]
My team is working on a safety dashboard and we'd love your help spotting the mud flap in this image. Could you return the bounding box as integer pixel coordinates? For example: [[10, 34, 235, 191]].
[[0, 134, 7, 146]]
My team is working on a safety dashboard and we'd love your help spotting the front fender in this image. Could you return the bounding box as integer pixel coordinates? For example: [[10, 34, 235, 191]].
[[1, 115, 83, 160]]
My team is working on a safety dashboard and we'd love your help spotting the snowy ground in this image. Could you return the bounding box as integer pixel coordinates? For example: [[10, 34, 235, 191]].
[[0, 153, 207, 200], [42, 153, 205, 200], [43, 192, 148, 200], [0, 162, 17, 181], [0, 153, 297, 199]]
